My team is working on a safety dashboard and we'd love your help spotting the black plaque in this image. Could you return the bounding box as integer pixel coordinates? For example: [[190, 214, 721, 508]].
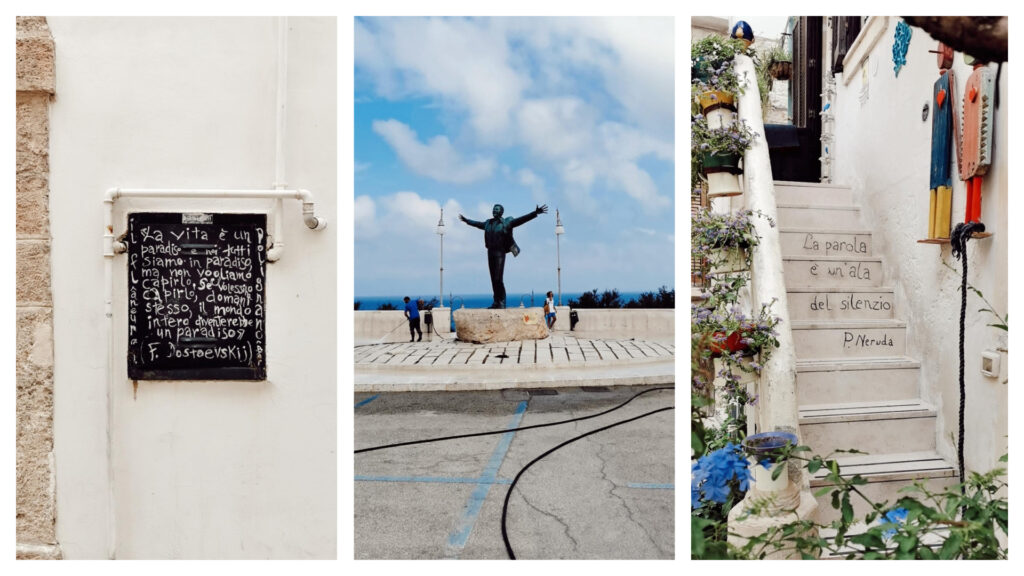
[[127, 212, 267, 380]]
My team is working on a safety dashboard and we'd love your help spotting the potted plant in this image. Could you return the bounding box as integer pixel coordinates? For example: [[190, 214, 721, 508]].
[[692, 114, 758, 197], [766, 45, 792, 81], [691, 208, 773, 274], [691, 35, 749, 115], [741, 430, 798, 493]]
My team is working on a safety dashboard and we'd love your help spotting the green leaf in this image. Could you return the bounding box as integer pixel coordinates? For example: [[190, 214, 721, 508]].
[[808, 459, 822, 474], [771, 463, 785, 481], [999, 454, 1008, 462], [692, 430, 704, 454], [850, 532, 885, 549], [813, 485, 833, 497], [896, 534, 918, 553], [841, 493, 853, 524], [939, 531, 963, 559], [918, 547, 937, 560], [691, 516, 711, 557]]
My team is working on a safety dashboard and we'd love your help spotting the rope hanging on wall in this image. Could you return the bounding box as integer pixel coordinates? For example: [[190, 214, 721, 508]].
[[950, 220, 986, 488]]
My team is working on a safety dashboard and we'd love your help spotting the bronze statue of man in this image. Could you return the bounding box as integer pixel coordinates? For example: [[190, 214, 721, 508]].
[[460, 203, 548, 309]]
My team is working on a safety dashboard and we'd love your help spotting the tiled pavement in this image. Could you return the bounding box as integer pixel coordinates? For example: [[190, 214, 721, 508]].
[[354, 335, 675, 392], [355, 335, 673, 367]]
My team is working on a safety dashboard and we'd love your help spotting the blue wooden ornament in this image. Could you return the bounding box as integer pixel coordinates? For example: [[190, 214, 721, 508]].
[[731, 21, 754, 47]]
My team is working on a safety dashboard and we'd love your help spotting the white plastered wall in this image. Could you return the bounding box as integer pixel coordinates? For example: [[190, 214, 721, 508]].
[[831, 17, 1008, 474], [48, 17, 337, 559]]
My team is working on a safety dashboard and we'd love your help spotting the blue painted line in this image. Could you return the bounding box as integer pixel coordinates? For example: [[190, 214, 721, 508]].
[[446, 400, 528, 551], [355, 475, 512, 485], [626, 482, 675, 490], [354, 394, 379, 409]]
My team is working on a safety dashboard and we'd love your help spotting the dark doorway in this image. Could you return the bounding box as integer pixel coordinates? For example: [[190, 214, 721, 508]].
[[766, 16, 823, 182]]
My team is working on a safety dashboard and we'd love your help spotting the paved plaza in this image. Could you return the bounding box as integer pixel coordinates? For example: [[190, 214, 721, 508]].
[[353, 386, 675, 559], [354, 335, 675, 392]]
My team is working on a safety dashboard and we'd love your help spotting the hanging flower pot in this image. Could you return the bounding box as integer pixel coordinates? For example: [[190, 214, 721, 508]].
[[708, 245, 748, 275], [703, 107, 735, 130], [698, 89, 736, 113], [742, 431, 798, 493], [709, 330, 748, 356], [703, 152, 743, 197], [768, 60, 792, 81]]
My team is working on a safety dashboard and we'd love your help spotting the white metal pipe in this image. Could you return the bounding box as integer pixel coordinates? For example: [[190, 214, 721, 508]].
[[104, 188, 327, 234], [268, 17, 289, 262], [108, 188, 308, 199], [101, 195, 118, 557], [274, 17, 288, 191], [266, 197, 285, 262]]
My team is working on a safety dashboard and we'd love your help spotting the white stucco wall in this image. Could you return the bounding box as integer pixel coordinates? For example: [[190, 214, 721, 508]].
[[47, 17, 336, 559], [831, 18, 1008, 474]]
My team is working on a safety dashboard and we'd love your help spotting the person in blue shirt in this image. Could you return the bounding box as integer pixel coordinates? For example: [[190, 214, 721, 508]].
[[403, 296, 422, 342]]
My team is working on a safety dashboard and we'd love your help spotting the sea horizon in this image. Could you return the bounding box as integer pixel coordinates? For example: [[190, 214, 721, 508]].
[[354, 290, 668, 310]]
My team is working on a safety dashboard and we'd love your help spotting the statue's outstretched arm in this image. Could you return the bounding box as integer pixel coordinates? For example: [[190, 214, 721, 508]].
[[510, 204, 548, 228], [459, 214, 485, 230]]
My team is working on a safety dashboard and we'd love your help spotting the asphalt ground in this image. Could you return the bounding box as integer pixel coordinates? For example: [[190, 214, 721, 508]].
[[353, 385, 675, 559]]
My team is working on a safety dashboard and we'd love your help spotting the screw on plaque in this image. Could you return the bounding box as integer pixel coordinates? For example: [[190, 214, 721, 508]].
[[922, 102, 929, 121]]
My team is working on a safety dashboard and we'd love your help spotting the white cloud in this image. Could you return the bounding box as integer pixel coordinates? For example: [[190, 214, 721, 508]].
[[356, 18, 529, 141], [373, 119, 496, 184], [356, 17, 674, 212], [354, 195, 377, 239], [517, 168, 546, 203], [608, 160, 668, 209], [517, 98, 596, 159]]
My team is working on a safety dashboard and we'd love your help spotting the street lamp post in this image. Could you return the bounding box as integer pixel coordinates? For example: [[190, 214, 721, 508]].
[[555, 209, 565, 306], [436, 208, 445, 309]]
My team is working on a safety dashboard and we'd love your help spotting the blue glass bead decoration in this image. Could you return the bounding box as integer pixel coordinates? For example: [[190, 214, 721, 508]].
[[893, 20, 912, 77]]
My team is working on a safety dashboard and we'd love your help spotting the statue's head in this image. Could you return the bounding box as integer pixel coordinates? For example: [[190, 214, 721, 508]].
[[492, 204, 504, 218]]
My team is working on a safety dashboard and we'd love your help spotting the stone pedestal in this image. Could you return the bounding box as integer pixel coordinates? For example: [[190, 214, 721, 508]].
[[454, 307, 548, 344], [433, 306, 451, 334], [727, 484, 819, 559]]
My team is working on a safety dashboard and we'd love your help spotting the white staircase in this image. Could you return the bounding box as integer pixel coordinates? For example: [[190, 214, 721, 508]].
[[774, 181, 957, 523]]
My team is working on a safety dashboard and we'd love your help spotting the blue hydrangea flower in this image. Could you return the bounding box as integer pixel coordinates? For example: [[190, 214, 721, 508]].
[[881, 507, 909, 539], [691, 443, 751, 507]]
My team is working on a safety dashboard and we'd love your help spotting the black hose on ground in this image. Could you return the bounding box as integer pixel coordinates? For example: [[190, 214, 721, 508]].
[[500, 405, 675, 559], [354, 386, 673, 454]]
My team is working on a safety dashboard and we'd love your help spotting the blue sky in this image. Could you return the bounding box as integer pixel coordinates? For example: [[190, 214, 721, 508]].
[[354, 17, 674, 299]]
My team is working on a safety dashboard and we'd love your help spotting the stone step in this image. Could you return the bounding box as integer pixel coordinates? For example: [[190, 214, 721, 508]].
[[792, 320, 906, 359], [780, 228, 874, 258], [799, 399, 937, 456], [783, 256, 884, 288], [787, 287, 896, 321], [776, 204, 862, 229], [810, 451, 957, 525], [774, 181, 854, 206], [797, 357, 920, 405]]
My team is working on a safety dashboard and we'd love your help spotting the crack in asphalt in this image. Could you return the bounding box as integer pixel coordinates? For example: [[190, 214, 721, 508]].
[[589, 429, 666, 557], [517, 479, 581, 556]]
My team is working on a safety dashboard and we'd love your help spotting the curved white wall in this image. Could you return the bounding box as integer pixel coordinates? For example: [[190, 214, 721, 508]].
[[831, 18, 1008, 474], [48, 17, 336, 559]]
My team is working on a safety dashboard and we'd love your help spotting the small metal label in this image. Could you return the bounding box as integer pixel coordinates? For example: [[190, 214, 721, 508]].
[[182, 213, 213, 224]]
